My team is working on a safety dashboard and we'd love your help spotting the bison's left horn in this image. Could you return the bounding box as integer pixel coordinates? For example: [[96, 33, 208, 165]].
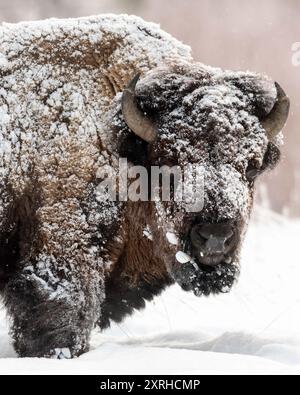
[[122, 74, 157, 143], [261, 82, 290, 140]]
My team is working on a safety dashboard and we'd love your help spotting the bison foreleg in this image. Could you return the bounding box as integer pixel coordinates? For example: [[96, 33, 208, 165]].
[[3, 262, 103, 358]]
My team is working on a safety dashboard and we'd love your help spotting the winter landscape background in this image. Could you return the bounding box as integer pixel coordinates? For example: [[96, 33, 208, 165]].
[[0, 0, 299, 374]]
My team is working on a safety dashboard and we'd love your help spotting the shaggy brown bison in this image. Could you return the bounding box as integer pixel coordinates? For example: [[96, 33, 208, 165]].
[[0, 14, 289, 358]]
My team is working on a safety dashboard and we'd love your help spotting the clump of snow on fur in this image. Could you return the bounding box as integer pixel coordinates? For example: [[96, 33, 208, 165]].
[[51, 348, 72, 359], [143, 225, 153, 240], [175, 251, 191, 264], [166, 232, 178, 245], [0, 53, 9, 70]]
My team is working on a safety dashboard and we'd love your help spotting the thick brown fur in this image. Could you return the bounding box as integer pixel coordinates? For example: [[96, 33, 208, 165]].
[[0, 15, 282, 358]]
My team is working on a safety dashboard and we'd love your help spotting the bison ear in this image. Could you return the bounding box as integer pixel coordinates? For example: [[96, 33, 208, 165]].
[[227, 73, 289, 138], [227, 73, 278, 118], [261, 141, 281, 171]]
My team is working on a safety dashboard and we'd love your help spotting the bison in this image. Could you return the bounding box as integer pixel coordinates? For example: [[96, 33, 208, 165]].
[[0, 14, 289, 358]]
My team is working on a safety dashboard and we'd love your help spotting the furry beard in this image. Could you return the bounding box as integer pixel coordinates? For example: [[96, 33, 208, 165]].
[[172, 260, 239, 296]]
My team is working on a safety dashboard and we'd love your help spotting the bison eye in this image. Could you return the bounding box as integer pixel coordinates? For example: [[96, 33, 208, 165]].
[[246, 159, 261, 182]]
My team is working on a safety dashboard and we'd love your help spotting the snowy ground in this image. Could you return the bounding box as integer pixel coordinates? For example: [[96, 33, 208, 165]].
[[0, 207, 300, 375]]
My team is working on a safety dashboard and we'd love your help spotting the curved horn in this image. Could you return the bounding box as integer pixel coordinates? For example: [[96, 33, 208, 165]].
[[122, 74, 157, 143], [261, 82, 290, 140]]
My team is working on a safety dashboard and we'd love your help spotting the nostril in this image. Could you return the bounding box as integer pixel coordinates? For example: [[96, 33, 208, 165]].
[[194, 224, 233, 239], [197, 229, 210, 240], [206, 235, 227, 254], [190, 228, 204, 249]]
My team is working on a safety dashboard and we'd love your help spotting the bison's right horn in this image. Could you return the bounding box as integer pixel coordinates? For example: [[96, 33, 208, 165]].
[[122, 74, 157, 143], [261, 82, 290, 140]]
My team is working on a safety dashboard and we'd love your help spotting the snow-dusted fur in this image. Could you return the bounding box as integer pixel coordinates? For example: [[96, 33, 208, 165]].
[[0, 15, 281, 358]]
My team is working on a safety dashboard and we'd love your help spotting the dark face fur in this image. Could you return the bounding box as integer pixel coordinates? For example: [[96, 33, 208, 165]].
[[116, 62, 282, 296]]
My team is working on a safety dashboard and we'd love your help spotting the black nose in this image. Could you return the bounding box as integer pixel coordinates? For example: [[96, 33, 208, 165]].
[[190, 221, 236, 265]]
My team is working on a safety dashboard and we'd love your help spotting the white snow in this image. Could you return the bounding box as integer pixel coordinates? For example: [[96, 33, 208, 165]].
[[175, 250, 192, 264], [52, 348, 72, 360], [143, 225, 153, 241], [0, 207, 299, 374], [166, 231, 178, 245], [0, 53, 9, 70]]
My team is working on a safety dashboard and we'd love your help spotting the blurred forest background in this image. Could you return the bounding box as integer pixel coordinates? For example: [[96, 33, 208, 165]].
[[0, 0, 299, 217]]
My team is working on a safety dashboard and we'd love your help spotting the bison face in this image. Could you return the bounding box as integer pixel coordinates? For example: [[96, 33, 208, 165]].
[[120, 62, 289, 296]]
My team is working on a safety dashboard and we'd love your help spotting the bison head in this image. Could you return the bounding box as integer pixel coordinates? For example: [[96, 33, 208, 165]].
[[118, 61, 289, 296]]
